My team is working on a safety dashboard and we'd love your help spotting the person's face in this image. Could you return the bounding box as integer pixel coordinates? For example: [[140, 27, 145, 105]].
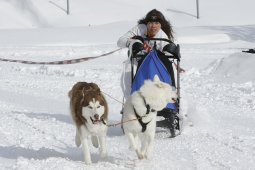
[[147, 21, 161, 37]]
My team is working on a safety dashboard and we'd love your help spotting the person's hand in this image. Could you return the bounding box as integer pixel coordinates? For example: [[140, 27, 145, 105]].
[[143, 41, 152, 52], [132, 41, 144, 55], [126, 36, 144, 55], [126, 35, 144, 47]]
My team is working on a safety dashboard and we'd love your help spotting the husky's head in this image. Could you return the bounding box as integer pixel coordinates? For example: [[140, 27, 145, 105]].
[[139, 75, 177, 111], [80, 86, 107, 125]]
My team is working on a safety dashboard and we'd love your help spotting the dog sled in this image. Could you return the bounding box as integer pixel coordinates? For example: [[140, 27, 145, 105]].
[[129, 38, 182, 138]]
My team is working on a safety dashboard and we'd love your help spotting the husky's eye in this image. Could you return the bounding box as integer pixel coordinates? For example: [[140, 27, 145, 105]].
[[88, 106, 93, 109], [97, 106, 101, 108]]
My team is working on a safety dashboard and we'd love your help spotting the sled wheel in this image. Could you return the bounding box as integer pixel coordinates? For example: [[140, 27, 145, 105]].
[[157, 109, 179, 138], [168, 112, 176, 138]]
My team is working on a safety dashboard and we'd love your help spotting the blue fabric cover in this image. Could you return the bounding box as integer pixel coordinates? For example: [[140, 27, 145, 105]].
[[131, 50, 176, 110]]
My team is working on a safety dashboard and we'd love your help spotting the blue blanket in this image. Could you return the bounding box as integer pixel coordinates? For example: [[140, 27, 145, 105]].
[[131, 50, 176, 110]]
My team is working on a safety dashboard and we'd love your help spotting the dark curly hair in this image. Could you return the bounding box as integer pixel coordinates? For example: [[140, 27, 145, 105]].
[[138, 9, 174, 42]]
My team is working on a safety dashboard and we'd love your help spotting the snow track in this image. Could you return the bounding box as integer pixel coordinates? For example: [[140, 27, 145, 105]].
[[0, 44, 255, 169]]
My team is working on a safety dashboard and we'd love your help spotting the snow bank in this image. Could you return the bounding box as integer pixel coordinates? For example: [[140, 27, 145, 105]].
[[206, 52, 255, 83], [178, 33, 230, 44]]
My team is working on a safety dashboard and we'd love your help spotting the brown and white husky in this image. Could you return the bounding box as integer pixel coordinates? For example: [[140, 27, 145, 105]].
[[69, 82, 108, 164]]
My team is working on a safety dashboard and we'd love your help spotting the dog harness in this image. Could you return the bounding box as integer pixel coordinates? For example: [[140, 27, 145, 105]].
[[133, 92, 156, 132], [101, 118, 107, 125], [133, 107, 151, 132]]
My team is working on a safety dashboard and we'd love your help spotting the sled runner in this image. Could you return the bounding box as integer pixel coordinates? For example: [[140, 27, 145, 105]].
[[130, 38, 182, 138]]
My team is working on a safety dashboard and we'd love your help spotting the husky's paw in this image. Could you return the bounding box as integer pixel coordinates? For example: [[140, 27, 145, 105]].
[[138, 154, 145, 159], [84, 159, 92, 165], [100, 151, 107, 159], [136, 150, 145, 160]]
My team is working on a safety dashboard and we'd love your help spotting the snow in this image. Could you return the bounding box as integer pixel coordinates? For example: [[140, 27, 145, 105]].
[[0, 0, 255, 169]]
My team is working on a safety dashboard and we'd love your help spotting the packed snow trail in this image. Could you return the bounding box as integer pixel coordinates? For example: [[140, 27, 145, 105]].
[[1, 44, 254, 169]]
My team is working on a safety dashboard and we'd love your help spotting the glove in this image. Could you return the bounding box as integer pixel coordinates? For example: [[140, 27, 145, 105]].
[[126, 35, 144, 47], [163, 43, 181, 61], [132, 41, 144, 55], [126, 35, 144, 56], [163, 43, 177, 54]]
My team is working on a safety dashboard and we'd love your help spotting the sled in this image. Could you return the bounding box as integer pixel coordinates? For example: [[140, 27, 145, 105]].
[[130, 38, 182, 138]]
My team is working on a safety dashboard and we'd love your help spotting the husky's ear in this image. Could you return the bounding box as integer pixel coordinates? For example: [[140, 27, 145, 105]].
[[153, 75, 160, 82], [95, 88, 101, 95], [68, 90, 72, 98], [91, 83, 101, 95], [154, 75, 165, 88], [156, 82, 164, 88], [90, 83, 99, 90], [84, 85, 92, 91]]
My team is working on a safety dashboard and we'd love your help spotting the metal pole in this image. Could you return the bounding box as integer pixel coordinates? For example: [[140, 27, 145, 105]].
[[196, 0, 199, 19], [67, 0, 70, 15], [177, 59, 180, 111]]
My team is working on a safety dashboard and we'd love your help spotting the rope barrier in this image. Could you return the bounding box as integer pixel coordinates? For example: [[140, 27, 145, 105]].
[[106, 117, 142, 127], [0, 48, 122, 65], [101, 91, 124, 105]]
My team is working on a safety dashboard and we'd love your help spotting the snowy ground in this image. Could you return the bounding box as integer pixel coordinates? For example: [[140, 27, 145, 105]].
[[1, 29, 255, 169], [1, 0, 255, 169]]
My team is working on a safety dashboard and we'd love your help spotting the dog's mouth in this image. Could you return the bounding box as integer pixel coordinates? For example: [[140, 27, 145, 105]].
[[90, 117, 100, 124]]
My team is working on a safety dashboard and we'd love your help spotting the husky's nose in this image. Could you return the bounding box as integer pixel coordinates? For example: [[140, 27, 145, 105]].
[[94, 114, 99, 120]]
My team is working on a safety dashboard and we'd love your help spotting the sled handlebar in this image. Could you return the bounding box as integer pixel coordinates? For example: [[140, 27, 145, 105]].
[[143, 37, 173, 44], [132, 52, 178, 60], [131, 37, 181, 61]]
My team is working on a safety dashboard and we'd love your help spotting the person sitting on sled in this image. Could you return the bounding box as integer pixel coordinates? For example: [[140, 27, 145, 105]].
[[117, 9, 174, 53], [117, 9, 183, 99], [118, 9, 183, 137]]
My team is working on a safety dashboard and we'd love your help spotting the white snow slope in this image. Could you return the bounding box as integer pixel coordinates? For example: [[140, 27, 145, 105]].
[[0, 0, 255, 170]]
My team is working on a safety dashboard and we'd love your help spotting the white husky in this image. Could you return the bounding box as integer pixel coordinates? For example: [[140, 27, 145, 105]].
[[122, 75, 177, 159], [69, 82, 108, 164]]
